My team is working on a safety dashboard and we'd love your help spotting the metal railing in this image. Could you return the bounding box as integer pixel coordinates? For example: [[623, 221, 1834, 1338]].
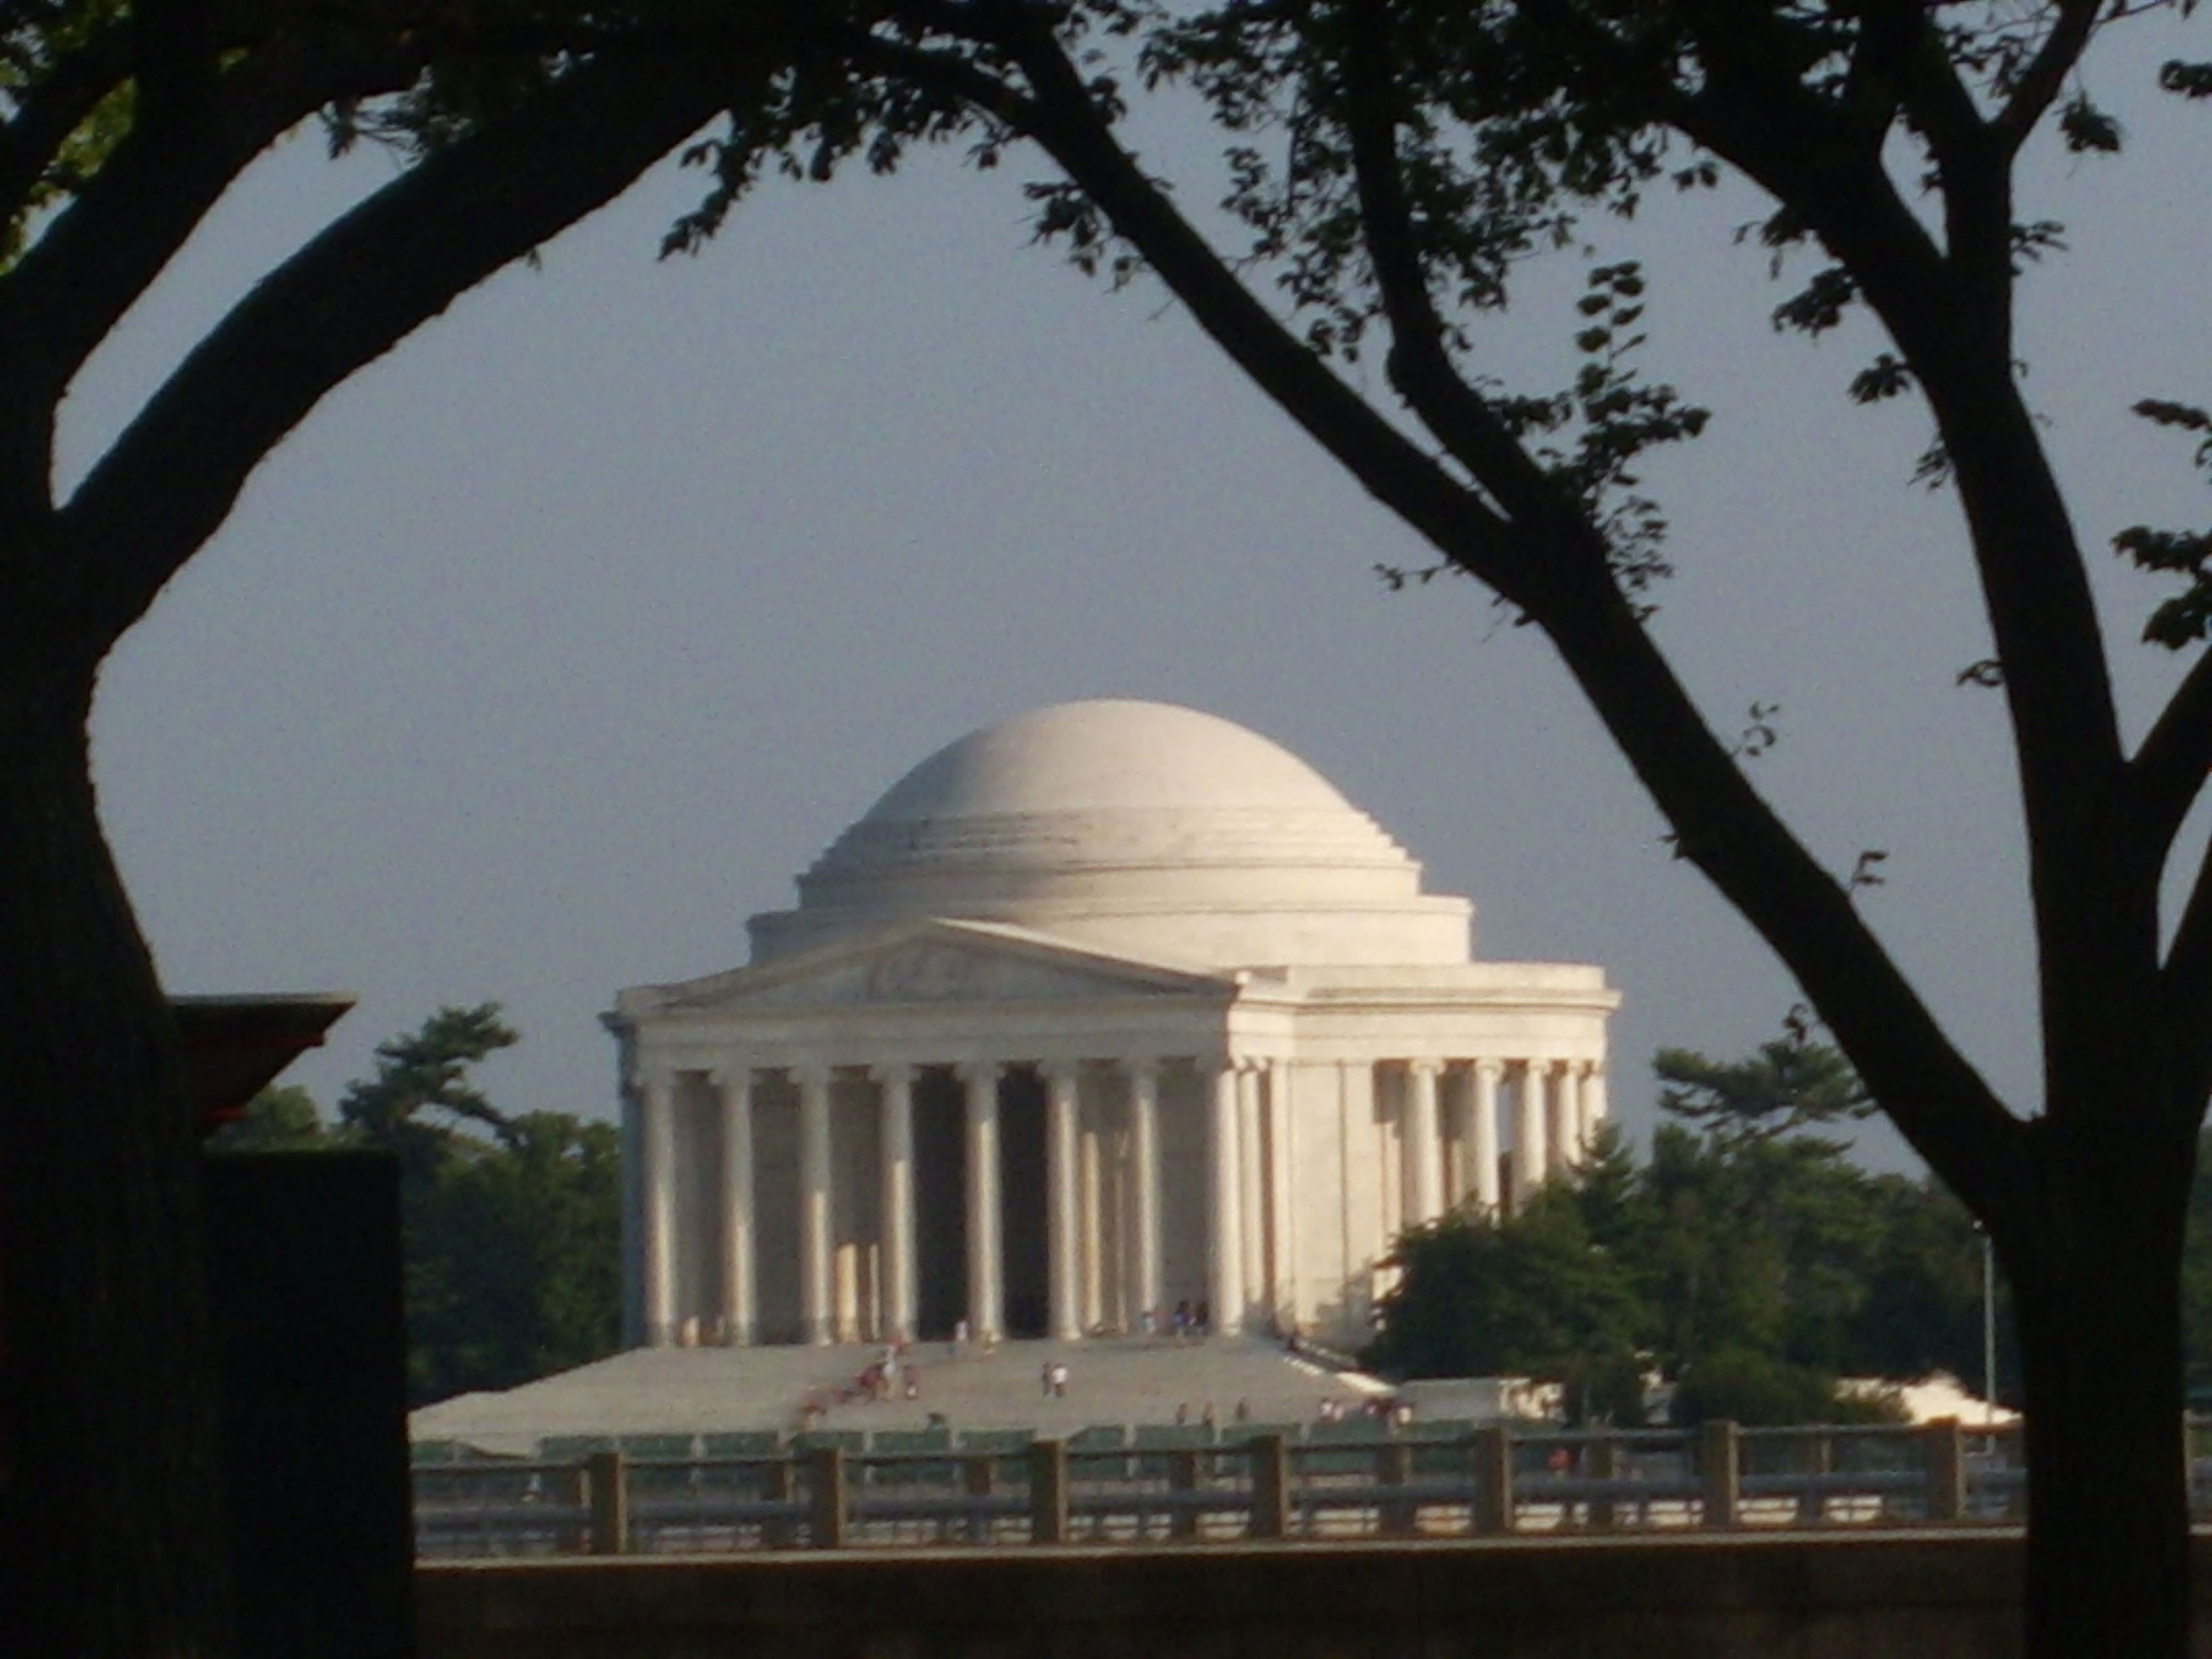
[[414, 1418, 2055, 1557]]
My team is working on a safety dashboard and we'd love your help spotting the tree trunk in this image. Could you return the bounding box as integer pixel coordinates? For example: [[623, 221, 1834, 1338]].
[[2005, 1141, 2193, 1659], [0, 641, 231, 1656]]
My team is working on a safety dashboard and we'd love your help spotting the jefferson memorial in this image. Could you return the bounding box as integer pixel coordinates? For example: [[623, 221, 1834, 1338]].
[[609, 699, 1617, 1353]]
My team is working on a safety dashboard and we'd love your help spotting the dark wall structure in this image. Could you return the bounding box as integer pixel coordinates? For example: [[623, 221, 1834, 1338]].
[[413, 1531, 2202, 1659], [205, 1151, 414, 1659]]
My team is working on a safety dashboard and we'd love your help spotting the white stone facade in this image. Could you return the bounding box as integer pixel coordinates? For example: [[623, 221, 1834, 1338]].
[[609, 701, 1617, 1351]]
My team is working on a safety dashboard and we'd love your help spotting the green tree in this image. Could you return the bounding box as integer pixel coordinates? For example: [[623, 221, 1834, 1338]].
[[339, 1002, 522, 1166], [1669, 1347, 1906, 1428], [403, 1111, 623, 1404], [1845, 1173, 2010, 1398], [1641, 1044, 1893, 1375], [0, 18, 876, 1643], [334, 1006, 621, 1403], [1366, 1186, 1649, 1422], [1654, 1036, 1875, 1148], [1368, 1042, 1999, 1426], [202, 1084, 348, 1154], [827, 7, 2212, 1648]]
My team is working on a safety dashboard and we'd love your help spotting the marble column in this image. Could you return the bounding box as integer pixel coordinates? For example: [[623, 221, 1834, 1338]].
[[714, 1065, 756, 1346], [1265, 1062, 1294, 1331], [1549, 1063, 1578, 1176], [963, 1063, 1004, 1343], [1079, 1124, 1105, 1331], [1440, 1069, 1467, 1206], [1208, 1062, 1243, 1334], [878, 1063, 917, 1343], [1128, 1059, 1163, 1329], [1045, 1062, 1083, 1341], [1236, 1063, 1265, 1316], [1581, 1064, 1609, 1155], [1471, 1058, 1503, 1214], [1513, 1060, 1550, 1212], [1405, 1059, 1443, 1227], [640, 1067, 678, 1347], [796, 1063, 834, 1346]]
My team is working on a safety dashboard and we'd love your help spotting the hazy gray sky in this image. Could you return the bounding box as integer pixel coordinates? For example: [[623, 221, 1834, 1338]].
[[76, 16, 2211, 1168]]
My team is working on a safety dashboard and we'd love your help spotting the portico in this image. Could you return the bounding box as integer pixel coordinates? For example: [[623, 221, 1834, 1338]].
[[611, 701, 1617, 1351]]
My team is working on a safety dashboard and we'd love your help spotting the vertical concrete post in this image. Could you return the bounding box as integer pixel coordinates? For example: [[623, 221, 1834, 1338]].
[[1925, 1417, 1967, 1521], [1700, 1420, 1740, 1530], [806, 1445, 847, 1549], [1029, 1439, 1069, 1544], [964, 1453, 996, 1544], [584, 1450, 628, 1555], [1168, 1449, 1202, 1540], [1472, 1426, 1513, 1535], [1379, 1440, 1416, 1538], [1250, 1435, 1290, 1540], [2187, 1413, 2201, 1521], [1587, 1434, 1618, 1531], [1797, 1431, 1832, 1525], [760, 1460, 796, 1557], [763, 1454, 795, 1548]]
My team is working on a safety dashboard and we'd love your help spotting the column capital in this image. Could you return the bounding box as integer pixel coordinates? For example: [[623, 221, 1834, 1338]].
[[956, 1058, 1004, 1087], [869, 1060, 916, 1088], [1120, 1054, 1160, 1084], [789, 1059, 836, 1089], [1473, 1055, 1504, 1080], [1407, 1056, 1444, 1079], [1038, 1059, 1084, 1090], [707, 1061, 752, 1092]]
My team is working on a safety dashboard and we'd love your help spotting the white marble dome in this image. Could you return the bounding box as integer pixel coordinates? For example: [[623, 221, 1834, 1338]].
[[747, 699, 1475, 968]]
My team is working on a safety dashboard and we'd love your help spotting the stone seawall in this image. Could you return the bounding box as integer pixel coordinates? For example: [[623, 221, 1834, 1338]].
[[418, 1530, 2212, 1659]]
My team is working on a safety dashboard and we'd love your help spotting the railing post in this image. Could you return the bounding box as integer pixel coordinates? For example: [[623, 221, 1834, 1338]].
[[806, 1445, 847, 1548], [584, 1450, 628, 1555], [1925, 1417, 1967, 1521], [1472, 1426, 1513, 1536], [2000, 1422, 2028, 1520], [1168, 1448, 1201, 1540], [2188, 1414, 2201, 1523], [1700, 1420, 1740, 1530], [964, 1452, 996, 1544], [1029, 1439, 1069, 1544], [1250, 1434, 1289, 1540], [1379, 1440, 1415, 1538], [1587, 1434, 1618, 1531], [763, 1455, 796, 1547], [1797, 1431, 1832, 1525]]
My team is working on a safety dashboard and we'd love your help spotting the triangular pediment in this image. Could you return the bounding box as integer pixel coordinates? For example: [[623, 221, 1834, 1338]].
[[638, 920, 1233, 1014]]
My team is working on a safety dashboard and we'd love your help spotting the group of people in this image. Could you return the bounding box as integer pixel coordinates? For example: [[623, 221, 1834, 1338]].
[[798, 1340, 924, 1427], [1134, 1300, 1214, 1340], [1315, 1396, 1415, 1427]]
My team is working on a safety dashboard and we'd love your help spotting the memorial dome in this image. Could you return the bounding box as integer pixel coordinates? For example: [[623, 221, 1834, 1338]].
[[747, 699, 1474, 968], [858, 699, 1361, 822]]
